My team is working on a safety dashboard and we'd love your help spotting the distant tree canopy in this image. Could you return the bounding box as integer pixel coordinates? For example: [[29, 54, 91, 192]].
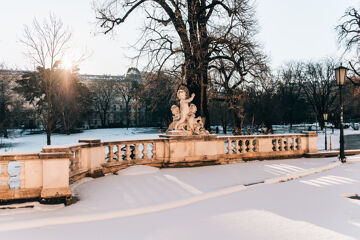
[[15, 67, 91, 134], [95, 0, 268, 129], [137, 71, 177, 127], [0, 65, 16, 138]]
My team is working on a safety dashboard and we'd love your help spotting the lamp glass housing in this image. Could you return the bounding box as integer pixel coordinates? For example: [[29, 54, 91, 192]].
[[323, 113, 328, 121], [335, 66, 348, 86]]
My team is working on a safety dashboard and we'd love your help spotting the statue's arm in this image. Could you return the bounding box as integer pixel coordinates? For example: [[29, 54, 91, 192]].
[[185, 93, 195, 103]]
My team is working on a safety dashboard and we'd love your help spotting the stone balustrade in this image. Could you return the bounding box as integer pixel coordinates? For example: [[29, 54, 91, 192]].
[[0, 132, 318, 201], [0, 152, 71, 201]]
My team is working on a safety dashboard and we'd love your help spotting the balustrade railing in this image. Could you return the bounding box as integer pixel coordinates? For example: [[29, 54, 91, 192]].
[[0, 132, 318, 201], [223, 137, 259, 154]]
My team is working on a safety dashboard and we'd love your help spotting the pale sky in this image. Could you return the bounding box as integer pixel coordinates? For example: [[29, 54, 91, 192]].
[[0, 0, 358, 75]]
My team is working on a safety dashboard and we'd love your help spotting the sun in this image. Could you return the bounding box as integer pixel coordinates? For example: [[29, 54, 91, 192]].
[[60, 57, 74, 70]]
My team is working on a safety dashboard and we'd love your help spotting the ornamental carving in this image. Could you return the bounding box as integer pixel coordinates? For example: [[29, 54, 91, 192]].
[[166, 90, 209, 135]]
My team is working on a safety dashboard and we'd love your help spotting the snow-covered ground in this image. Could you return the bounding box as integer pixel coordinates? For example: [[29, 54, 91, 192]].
[[1, 127, 359, 153], [1, 156, 360, 239], [0, 128, 160, 153]]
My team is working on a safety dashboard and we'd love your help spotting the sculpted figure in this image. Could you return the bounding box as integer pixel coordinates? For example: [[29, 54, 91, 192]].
[[188, 104, 201, 132], [166, 105, 180, 133], [174, 90, 195, 130], [165, 89, 209, 135], [194, 117, 209, 135]]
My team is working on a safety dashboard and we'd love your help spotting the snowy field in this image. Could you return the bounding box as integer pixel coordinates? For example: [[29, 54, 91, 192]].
[[1, 156, 360, 239], [0, 127, 359, 153], [0, 128, 160, 153]]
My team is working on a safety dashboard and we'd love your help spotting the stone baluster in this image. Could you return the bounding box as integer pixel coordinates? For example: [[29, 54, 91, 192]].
[[114, 145, 119, 161], [297, 137, 301, 150], [227, 138, 231, 154], [134, 143, 139, 160], [75, 150, 80, 169], [126, 144, 132, 161], [108, 146, 113, 163], [254, 139, 258, 152], [286, 138, 289, 151], [143, 143, 149, 159], [234, 140, 239, 154], [70, 152, 76, 171], [248, 139, 253, 152]]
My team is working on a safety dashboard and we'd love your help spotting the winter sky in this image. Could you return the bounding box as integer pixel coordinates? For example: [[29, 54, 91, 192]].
[[0, 0, 358, 75]]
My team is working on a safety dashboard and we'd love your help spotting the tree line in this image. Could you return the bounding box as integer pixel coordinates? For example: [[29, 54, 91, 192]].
[[209, 58, 360, 134]]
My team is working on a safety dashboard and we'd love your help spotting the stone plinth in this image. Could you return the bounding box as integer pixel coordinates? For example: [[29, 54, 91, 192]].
[[159, 134, 220, 166]]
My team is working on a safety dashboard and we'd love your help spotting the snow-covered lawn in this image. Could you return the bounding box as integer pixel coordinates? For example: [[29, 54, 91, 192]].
[[1, 127, 359, 153], [0, 128, 160, 153], [1, 156, 360, 239]]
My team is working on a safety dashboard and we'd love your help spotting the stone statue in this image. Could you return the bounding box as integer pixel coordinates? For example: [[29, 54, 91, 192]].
[[166, 90, 209, 135], [167, 105, 180, 131]]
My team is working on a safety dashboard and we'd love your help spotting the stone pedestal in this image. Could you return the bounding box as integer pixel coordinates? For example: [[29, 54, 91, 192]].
[[159, 134, 220, 166]]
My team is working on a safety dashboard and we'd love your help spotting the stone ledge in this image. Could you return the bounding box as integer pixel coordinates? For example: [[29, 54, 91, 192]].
[[0, 187, 42, 201], [159, 134, 217, 140], [41, 187, 71, 199], [304, 149, 360, 158]]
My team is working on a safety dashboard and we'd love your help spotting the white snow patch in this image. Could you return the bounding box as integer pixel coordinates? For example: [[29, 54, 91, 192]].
[[118, 165, 160, 176], [211, 210, 355, 240], [0, 184, 247, 232], [70, 177, 94, 193], [164, 174, 203, 195]]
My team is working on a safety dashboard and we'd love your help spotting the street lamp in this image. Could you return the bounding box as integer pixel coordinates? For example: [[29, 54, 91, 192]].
[[323, 113, 328, 151], [334, 65, 348, 163]]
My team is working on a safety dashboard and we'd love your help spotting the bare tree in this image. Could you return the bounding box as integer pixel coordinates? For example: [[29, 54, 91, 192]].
[[299, 59, 338, 129], [118, 80, 139, 128], [52, 67, 92, 134], [137, 71, 177, 127], [277, 62, 303, 130], [0, 64, 15, 138], [95, 0, 264, 129], [90, 79, 120, 127], [21, 14, 71, 145], [337, 6, 360, 86]]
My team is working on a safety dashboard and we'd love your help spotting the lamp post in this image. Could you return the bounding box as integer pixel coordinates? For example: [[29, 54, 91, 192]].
[[323, 113, 328, 151], [334, 65, 348, 163]]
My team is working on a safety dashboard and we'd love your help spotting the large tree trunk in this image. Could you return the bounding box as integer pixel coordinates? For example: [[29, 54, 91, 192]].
[[126, 101, 130, 129], [46, 128, 51, 145], [186, 62, 210, 130], [46, 91, 52, 145], [3, 128, 8, 138]]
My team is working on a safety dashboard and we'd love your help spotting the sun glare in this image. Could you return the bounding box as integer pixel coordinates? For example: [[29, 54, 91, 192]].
[[60, 58, 74, 70]]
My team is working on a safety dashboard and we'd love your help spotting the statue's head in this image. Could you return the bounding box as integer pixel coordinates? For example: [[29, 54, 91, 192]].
[[189, 104, 197, 114], [177, 89, 186, 100], [171, 105, 179, 114]]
